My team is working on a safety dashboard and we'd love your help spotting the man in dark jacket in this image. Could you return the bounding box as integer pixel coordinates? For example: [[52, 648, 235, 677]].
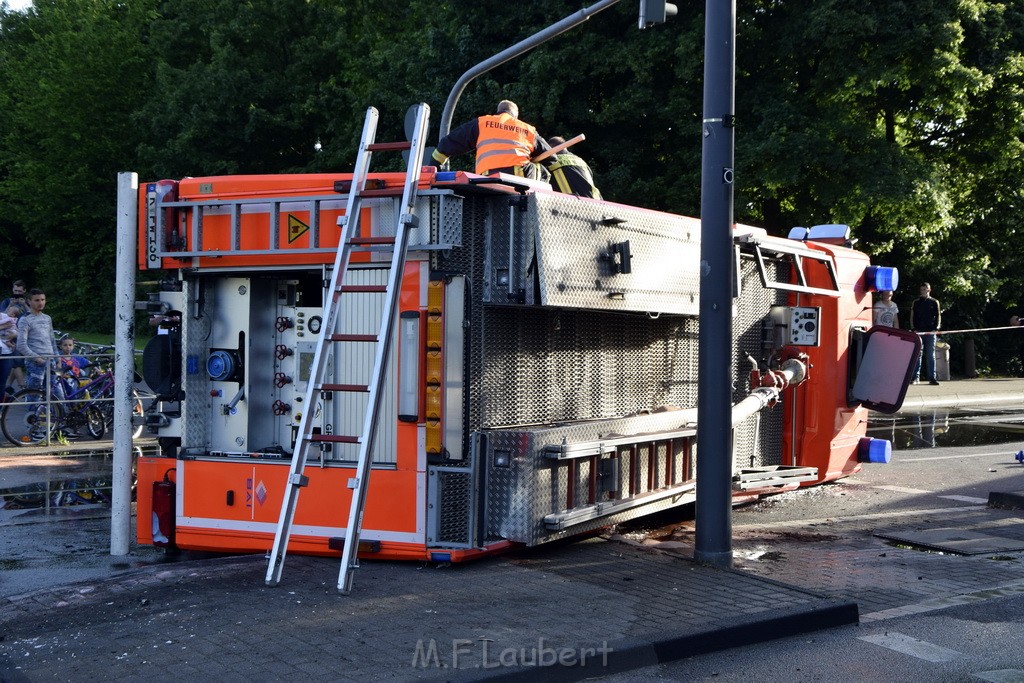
[[430, 100, 551, 180], [910, 282, 942, 385], [546, 136, 602, 200]]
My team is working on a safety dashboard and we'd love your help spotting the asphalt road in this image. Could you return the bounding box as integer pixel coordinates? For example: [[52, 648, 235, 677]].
[[598, 432, 1024, 682]]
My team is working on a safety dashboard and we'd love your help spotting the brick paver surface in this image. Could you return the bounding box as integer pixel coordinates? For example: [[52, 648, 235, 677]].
[[3, 501, 1023, 680], [0, 538, 843, 681]]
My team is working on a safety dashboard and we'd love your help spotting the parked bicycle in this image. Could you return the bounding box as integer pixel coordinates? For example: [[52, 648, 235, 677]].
[[1, 350, 144, 446]]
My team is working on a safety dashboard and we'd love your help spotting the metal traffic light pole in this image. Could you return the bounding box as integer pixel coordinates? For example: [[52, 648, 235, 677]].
[[694, 0, 737, 568]]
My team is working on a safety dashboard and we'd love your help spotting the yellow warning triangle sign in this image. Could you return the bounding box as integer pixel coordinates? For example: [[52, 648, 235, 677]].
[[287, 214, 310, 243]]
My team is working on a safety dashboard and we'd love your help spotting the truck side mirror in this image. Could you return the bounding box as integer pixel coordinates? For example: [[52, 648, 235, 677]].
[[850, 326, 922, 414]]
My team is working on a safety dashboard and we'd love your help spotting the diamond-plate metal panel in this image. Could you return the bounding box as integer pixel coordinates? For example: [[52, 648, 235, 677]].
[[372, 192, 462, 249], [636, 444, 652, 494], [481, 198, 515, 305], [528, 193, 701, 315], [433, 193, 463, 248], [181, 277, 212, 450], [577, 460, 592, 505], [434, 192, 788, 550]]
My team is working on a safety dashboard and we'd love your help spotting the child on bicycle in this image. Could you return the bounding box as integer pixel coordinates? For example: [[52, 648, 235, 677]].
[[58, 335, 91, 378]]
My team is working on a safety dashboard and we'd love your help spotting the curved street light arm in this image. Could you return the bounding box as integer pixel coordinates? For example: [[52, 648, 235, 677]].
[[438, 0, 621, 141]]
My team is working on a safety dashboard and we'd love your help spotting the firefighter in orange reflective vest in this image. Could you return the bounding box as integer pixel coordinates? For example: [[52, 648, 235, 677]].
[[546, 136, 602, 200], [430, 100, 552, 181]]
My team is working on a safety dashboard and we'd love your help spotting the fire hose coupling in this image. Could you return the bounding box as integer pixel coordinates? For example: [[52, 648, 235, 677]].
[[747, 348, 809, 400], [777, 356, 808, 385], [773, 346, 810, 384], [749, 386, 781, 408], [750, 366, 786, 391], [221, 387, 245, 415]]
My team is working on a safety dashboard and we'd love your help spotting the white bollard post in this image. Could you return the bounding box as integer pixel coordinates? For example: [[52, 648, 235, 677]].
[[112, 172, 138, 555]]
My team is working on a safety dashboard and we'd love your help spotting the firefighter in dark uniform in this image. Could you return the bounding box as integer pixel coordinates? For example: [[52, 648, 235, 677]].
[[546, 136, 602, 200], [430, 100, 551, 181]]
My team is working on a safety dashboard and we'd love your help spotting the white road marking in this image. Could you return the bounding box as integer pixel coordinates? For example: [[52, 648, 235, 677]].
[[860, 579, 1024, 623], [900, 450, 1016, 462], [858, 632, 962, 663], [872, 485, 933, 494], [973, 670, 1024, 683], [938, 495, 989, 504]]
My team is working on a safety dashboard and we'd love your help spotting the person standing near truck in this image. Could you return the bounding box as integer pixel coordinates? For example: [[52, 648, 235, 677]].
[[16, 288, 57, 390], [873, 290, 899, 328], [1, 280, 30, 391], [910, 282, 941, 385]]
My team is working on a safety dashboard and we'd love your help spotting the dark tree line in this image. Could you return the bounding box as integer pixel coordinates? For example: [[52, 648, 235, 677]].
[[2, 0, 1023, 372]]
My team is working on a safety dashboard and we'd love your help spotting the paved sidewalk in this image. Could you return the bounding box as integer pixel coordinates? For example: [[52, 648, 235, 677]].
[[900, 376, 1024, 410], [0, 539, 855, 681], [2, 377, 1023, 681]]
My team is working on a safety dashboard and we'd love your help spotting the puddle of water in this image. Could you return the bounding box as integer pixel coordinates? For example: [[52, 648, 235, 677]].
[[868, 410, 1024, 450], [885, 541, 953, 555], [0, 449, 142, 511], [1, 479, 115, 510]]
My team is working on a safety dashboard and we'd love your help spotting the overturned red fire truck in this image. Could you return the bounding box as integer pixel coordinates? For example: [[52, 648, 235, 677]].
[[132, 109, 917, 569]]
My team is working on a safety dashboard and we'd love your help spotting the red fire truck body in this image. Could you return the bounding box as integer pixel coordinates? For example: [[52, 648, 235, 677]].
[[134, 167, 908, 562]]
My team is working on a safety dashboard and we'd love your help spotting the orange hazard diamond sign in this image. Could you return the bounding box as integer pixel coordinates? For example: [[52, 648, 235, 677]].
[[287, 214, 309, 243]]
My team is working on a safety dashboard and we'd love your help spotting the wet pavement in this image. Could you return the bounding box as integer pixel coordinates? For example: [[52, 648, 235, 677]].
[[1, 379, 1024, 680], [870, 407, 1024, 451]]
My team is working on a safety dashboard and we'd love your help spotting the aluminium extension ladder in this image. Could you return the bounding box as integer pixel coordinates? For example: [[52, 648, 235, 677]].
[[265, 102, 431, 594]]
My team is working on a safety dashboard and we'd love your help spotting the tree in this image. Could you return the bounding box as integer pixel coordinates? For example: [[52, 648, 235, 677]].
[[0, 0, 157, 330], [2, 0, 1023, 374], [733, 0, 1024, 374], [136, 0, 372, 177]]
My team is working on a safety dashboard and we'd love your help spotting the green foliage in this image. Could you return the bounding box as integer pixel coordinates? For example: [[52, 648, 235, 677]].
[[0, 0, 1023, 373], [135, 0, 362, 177], [0, 0, 156, 330]]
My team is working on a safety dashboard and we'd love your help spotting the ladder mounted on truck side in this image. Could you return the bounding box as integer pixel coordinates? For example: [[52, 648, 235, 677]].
[[265, 103, 431, 594]]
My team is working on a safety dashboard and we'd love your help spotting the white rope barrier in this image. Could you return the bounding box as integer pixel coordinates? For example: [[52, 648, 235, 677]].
[[912, 325, 1024, 336]]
